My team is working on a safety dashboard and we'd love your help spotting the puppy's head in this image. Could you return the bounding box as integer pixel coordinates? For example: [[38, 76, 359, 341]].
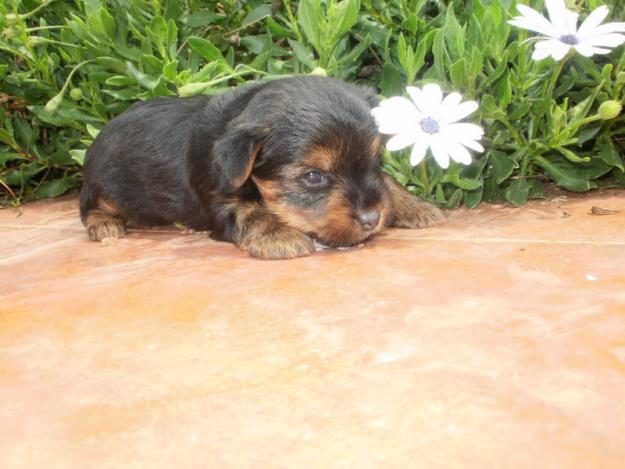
[[214, 76, 390, 248]]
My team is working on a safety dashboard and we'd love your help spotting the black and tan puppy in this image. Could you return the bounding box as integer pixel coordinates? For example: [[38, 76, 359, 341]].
[[80, 76, 444, 259]]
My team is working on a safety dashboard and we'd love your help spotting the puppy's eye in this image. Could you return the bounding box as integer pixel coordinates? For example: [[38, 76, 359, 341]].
[[301, 170, 328, 188]]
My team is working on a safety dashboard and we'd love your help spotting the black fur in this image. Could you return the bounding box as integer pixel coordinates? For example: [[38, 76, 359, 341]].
[[80, 76, 443, 258]]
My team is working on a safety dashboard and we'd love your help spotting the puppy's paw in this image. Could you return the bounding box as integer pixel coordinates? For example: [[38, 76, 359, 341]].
[[244, 226, 314, 260], [86, 216, 127, 241], [391, 196, 445, 229]]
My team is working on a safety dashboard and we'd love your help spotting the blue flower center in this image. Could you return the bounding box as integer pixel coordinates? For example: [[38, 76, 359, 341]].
[[420, 116, 440, 135], [560, 34, 578, 45]]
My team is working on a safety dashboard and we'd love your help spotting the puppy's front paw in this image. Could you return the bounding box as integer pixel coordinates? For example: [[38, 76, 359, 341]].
[[86, 216, 127, 241], [243, 226, 314, 260], [391, 195, 445, 229]]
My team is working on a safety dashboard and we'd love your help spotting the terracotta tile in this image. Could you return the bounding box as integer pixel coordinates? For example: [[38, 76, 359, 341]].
[[1, 191, 625, 467]]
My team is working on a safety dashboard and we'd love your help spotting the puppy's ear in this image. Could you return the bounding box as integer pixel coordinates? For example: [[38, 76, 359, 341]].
[[359, 86, 380, 108], [213, 126, 265, 189]]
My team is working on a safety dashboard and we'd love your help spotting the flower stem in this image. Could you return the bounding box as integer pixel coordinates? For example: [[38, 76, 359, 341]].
[[419, 160, 430, 194], [544, 53, 571, 101]]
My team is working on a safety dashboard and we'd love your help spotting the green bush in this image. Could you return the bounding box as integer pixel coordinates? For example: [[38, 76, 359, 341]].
[[1, 0, 624, 207]]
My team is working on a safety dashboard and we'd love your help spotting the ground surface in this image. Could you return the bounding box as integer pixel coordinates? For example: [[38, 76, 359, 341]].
[[1, 191, 625, 468]]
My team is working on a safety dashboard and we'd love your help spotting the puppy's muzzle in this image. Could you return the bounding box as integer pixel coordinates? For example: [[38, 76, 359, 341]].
[[355, 209, 381, 232]]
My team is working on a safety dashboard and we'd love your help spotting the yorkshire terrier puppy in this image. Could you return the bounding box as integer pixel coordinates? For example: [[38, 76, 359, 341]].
[[80, 76, 444, 259]]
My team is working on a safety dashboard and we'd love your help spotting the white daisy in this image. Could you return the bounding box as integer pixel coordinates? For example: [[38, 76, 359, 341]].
[[371, 84, 484, 169], [509, 0, 625, 60]]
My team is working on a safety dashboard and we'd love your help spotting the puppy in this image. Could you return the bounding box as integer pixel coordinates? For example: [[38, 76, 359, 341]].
[[79, 76, 444, 259]]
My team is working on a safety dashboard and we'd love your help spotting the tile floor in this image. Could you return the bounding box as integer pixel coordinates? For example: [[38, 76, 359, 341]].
[[1, 191, 625, 468]]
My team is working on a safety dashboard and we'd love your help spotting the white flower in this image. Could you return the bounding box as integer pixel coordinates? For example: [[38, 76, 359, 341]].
[[509, 0, 625, 60], [371, 84, 484, 169]]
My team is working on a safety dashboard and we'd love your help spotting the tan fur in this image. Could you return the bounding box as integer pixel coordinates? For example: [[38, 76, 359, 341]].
[[232, 200, 314, 259], [84, 198, 126, 241], [383, 174, 445, 228]]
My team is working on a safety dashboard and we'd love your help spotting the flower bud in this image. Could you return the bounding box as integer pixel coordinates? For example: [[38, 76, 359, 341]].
[[69, 88, 83, 100], [45, 92, 63, 114], [177, 82, 210, 97], [616, 72, 625, 84], [598, 100, 622, 120], [309, 67, 327, 77], [28, 36, 47, 46], [5, 13, 21, 26]]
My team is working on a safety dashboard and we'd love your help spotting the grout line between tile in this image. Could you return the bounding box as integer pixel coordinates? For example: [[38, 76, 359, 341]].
[[0, 238, 76, 266], [0, 223, 183, 234], [382, 235, 625, 246], [0, 223, 82, 231]]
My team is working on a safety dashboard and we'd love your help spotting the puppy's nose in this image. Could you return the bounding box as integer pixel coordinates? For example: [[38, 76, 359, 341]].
[[355, 209, 380, 231]]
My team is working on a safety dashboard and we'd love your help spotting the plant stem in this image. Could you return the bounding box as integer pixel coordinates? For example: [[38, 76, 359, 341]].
[[282, 0, 303, 42], [419, 160, 430, 194], [544, 53, 571, 101]]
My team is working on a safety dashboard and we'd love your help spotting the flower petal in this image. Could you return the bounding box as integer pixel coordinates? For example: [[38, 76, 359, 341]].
[[457, 138, 484, 153], [409, 137, 429, 166], [430, 137, 450, 169], [545, 0, 572, 36], [406, 86, 423, 108], [563, 9, 579, 36], [576, 6, 609, 39], [438, 125, 484, 154], [532, 43, 554, 60], [574, 43, 612, 56], [416, 83, 443, 116], [447, 141, 473, 165], [510, 5, 559, 38], [386, 131, 417, 151], [371, 97, 419, 134], [532, 38, 571, 60], [444, 123, 484, 140], [578, 22, 625, 39], [581, 33, 625, 48], [440, 100, 479, 125]]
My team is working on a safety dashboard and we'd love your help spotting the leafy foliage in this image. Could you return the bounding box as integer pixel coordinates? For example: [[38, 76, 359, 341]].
[[1, 0, 625, 207]]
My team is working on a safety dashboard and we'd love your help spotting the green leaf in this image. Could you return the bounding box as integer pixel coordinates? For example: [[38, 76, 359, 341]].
[[332, 0, 359, 38], [483, 177, 506, 203], [381, 63, 403, 97], [444, 7, 464, 62], [496, 70, 512, 108], [69, 149, 86, 165], [34, 177, 73, 199], [99, 7, 116, 39], [450, 58, 467, 89], [480, 94, 497, 114], [505, 179, 530, 207], [431, 29, 447, 81], [105, 75, 135, 86], [266, 17, 294, 38], [402, 14, 418, 34], [534, 155, 599, 192], [569, 84, 601, 123], [597, 135, 624, 172], [445, 188, 463, 208], [576, 125, 601, 146], [488, 150, 517, 184], [509, 102, 532, 121], [464, 186, 484, 209], [298, 0, 322, 50], [242, 4, 273, 27], [288, 39, 315, 69], [126, 62, 159, 90], [188, 37, 227, 65], [86, 124, 100, 138], [553, 146, 590, 163]]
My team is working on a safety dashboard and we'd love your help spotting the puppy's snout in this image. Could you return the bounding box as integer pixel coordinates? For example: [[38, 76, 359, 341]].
[[355, 209, 380, 232]]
